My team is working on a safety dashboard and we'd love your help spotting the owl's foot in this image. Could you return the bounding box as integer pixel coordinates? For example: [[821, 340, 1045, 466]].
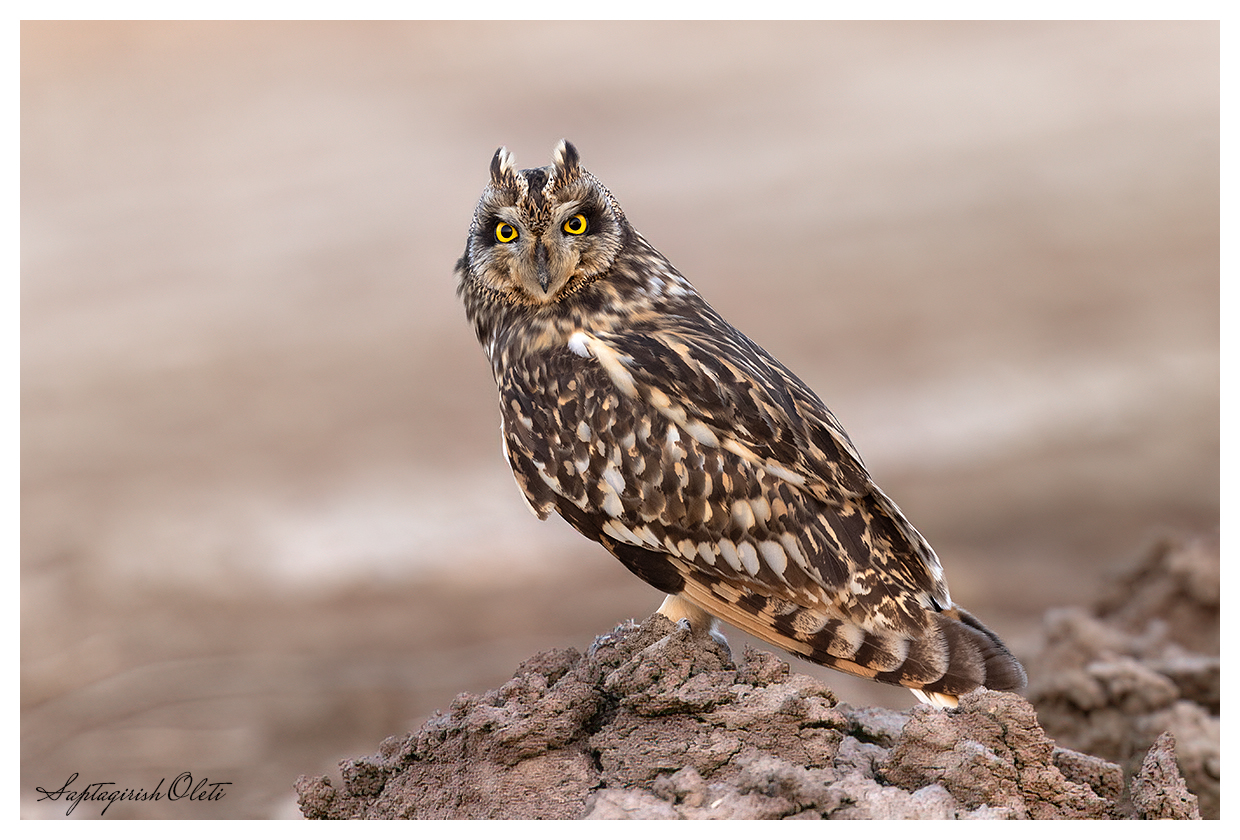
[[587, 619, 639, 657], [660, 594, 731, 658]]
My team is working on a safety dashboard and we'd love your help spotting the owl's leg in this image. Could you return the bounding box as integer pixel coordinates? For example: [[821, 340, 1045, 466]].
[[657, 594, 731, 657]]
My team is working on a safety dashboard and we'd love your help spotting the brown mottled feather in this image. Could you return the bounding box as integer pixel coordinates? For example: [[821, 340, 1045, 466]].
[[457, 140, 1026, 704]]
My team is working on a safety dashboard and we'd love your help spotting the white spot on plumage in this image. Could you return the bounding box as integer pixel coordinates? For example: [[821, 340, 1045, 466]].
[[778, 533, 810, 574], [758, 540, 788, 578], [720, 437, 808, 486], [672, 462, 688, 488], [600, 486, 624, 517], [596, 461, 626, 516], [737, 541, 760, 576], [826, 622, 866, 659], [602, 465, 626, 493], [718, 539, 742, 573], [576, 421, 592, 442], [730, 499, 756, 531], [569, 331, 637, 397], [722, 438, 756, 461], [665, 274, 691, 296], [631, 524, 661, 549], [762, 460, 808, 486], [682, 420, 719, 447], [643, 392, 720, 449], [697, 541, 716, 566], [749, 496, 771, 525], [533, 459, 561, 493], [602, 519, 640, 546]]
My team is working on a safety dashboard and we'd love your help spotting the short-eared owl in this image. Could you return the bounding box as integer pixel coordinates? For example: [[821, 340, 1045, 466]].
[[455, 140, 1026, 706]]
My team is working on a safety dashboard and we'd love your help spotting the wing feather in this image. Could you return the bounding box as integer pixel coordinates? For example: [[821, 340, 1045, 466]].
[[497, 305, 1024, 696], [501, 332, 944, 638], [597, 318, 873, 507]]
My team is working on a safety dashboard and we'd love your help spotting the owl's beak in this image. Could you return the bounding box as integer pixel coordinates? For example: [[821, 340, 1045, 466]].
[[534, 239, 551, 292]]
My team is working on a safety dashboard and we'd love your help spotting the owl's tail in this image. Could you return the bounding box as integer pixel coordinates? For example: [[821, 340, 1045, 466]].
[[903, 606, 1029, 706], [670, 578, 1027, 707]]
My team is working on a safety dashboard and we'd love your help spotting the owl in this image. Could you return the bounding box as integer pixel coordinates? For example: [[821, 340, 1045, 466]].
[[455, 140, 1026, 706]]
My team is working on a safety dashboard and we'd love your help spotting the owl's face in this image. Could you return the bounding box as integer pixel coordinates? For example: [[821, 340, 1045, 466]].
[[460, 140, 627, 306]]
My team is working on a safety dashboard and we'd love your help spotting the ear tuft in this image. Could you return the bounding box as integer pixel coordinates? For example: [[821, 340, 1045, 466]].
[[490, 147, 517, 185], [552, 139, 580, 181]]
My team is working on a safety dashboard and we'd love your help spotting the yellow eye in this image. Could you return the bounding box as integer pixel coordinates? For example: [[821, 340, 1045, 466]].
[[562, 214, 588, 235], [495, 222, 518, 243]]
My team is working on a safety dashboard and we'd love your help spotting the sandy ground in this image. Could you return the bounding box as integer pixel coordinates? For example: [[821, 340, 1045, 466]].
[[20, 22, 1218, 818]]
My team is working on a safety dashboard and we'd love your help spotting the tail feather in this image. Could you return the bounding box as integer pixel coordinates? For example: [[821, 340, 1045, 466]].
[[671, 570, 1026, 704], [900, 608, 1027, 698], [954, 607, 1028, 691]]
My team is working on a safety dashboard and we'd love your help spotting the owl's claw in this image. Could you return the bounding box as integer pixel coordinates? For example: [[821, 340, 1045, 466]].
[[673, 614, 731, 659]]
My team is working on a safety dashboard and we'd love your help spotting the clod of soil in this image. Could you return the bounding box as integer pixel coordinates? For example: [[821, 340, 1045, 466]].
[[1026, 535, 1218, 818], [296, 579, 1205, 820]]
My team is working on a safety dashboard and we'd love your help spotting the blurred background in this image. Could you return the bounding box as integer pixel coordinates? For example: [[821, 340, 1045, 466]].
[[21, 21, 1218, 818]]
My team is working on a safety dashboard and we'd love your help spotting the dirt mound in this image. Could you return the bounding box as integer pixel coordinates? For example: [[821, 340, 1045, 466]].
[[296, 566, 1207, 820], [1026, 534, 1219, 818]]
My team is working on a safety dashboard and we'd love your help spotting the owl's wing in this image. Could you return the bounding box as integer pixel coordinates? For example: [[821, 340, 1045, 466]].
[[576, 317, 875, 506], [499, 324, 1025, 697], [565, 320, 945, 592]]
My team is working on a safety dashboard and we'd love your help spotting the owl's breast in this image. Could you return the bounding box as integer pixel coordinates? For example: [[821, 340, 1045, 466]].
[[498, 345, 631, 517]]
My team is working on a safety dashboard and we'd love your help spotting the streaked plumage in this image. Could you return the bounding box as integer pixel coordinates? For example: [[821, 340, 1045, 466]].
[[455, 140, 1026, 706]]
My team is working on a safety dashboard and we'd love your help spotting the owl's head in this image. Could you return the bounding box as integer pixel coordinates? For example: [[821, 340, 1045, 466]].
[[458, 139, 628, 305]]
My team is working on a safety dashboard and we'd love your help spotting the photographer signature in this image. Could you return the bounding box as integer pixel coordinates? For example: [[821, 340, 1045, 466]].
[[35, 772, 231, 816]]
